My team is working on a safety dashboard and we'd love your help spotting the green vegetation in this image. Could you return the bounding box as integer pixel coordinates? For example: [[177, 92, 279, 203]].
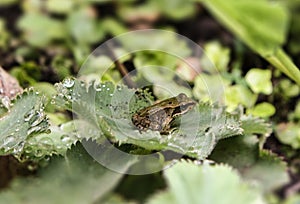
[[0, 0, 299, 203]]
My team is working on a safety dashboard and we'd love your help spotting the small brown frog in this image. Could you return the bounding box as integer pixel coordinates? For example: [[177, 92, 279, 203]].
[[132, 93, 196, 133]]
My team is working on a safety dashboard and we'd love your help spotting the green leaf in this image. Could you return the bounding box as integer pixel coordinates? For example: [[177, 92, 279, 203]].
[[78, 55, 113, 76], [146, 161, 265, 204], [46, 0, 74, 14], [225, 84, 257, 111], [201, 41, 231, 72], [245, 69, 273, 95], [0, 143, 136, 204], [247, 102, 276, 117], [275, 122, 300, 149], [193, 74, 230, 103], [210, 134, 259, 170], [200, 0, 289, 55], [117, 3, 159, 23], [102, 18, 128, 36], [242, 150, 289, 192], [0, 90, 50, 156], [66, 7, 104, 44], [117, 30, 191, 58], [149, 0, 197, 20], [53, 78, 243, 159], [276, 79, 300, 98], [240, 115, 272, 137], [210, 121, 288, 193], [17, 13, 65, 46], [240, 115, 272, 148], [33, 82, 57, 112], [200, 0, 300, 86], [23, 120, 101, 160]]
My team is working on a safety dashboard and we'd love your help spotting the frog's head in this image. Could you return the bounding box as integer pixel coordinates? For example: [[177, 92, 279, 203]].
[[173, 93, 196, 116]]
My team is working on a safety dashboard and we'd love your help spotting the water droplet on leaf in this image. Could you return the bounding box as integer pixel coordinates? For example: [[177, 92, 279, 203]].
[[2, 134, 16, 147], [12, 141, 25, 154], [60, 135, 71, 143], [62, 78, 75, 88]]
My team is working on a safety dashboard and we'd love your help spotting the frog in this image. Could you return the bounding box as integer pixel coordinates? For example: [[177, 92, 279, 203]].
[[131, 93, 196, 134]]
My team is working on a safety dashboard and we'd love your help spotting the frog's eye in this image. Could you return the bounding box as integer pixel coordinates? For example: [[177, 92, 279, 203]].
[[177, 93, 187, 100]]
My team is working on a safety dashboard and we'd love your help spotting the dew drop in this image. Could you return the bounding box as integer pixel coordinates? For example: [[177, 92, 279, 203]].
[[39, 137, 53, 149], [66, 95, 72, 100], [2, 135, 16, 147], [40, 137, 53, 145], [44, 155, 50, 162], [60, 135, 71, 143], [35, 149, 44, 157], [24, 146, 33, 153], [62, 78, 75, 88], [12, 141, 25, 154]]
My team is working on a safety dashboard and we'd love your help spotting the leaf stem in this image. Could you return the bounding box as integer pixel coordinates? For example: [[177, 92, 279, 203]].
[[106, 43, 136, 88]]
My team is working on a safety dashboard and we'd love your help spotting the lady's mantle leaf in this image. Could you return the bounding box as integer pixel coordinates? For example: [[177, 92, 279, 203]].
[[210, 133, 289, 192], [53, 78, 243, 159], [146, 161, 265, 204], [0, 143, 136, 204], [0, 90, 49, 156], [23, 120, 101, 160]]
